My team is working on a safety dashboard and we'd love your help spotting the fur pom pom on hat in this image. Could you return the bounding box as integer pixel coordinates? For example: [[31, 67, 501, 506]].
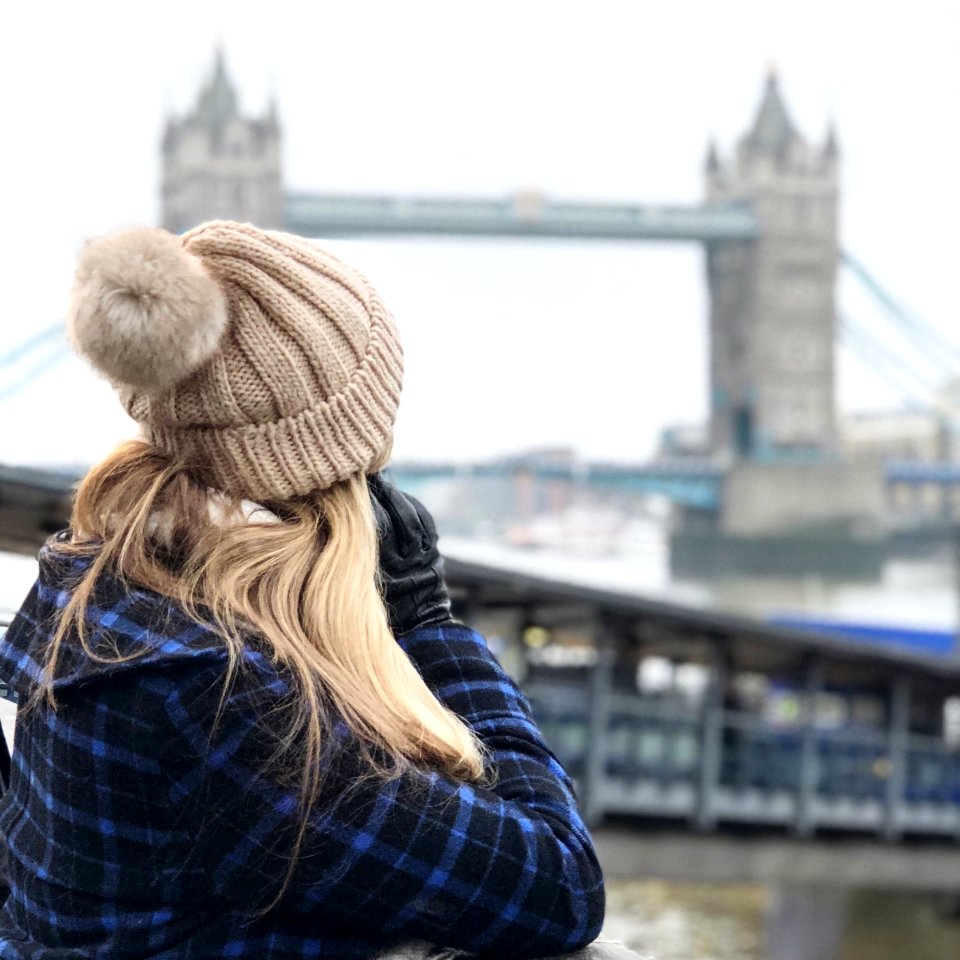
[[67, 229, 228, 392], [66, 221, 404, 500]]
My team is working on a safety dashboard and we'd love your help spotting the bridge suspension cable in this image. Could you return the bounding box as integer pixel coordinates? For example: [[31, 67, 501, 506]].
[[838, 314, 933, 406], [0, 256, 953, 418], [0, 323, 69, 406], [0, 322, 65, 372], [841, 251, 960, 375]]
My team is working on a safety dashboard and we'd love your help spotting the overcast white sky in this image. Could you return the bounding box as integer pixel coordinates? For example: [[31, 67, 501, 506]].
[[1, 1, 958, 466]]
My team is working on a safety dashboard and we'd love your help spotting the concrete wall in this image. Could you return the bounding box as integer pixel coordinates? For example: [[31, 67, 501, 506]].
[[594, 828, 960, 893], [706, 77, 839, 460], [720, 458, 885, 536]]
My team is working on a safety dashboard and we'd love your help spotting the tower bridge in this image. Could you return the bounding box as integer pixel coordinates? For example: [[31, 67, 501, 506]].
[[163, 55, 840, 480], [3, 55, 959, 566], [156, 52, 943, 568], [2, 58, 960, 955]]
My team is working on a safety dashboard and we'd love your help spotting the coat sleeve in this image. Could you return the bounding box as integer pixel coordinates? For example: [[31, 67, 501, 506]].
[[161, 624, 605, 959]]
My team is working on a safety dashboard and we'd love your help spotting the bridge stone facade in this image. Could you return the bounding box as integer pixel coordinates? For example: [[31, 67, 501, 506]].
[[705, 74, 839, 461], [160, 53, 884, 562], [161, 54, 840, 471], [161, 49, 283, 233]]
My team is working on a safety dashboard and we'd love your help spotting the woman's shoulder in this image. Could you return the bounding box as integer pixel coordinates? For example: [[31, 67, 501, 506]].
[[1, 536, 271, 701]]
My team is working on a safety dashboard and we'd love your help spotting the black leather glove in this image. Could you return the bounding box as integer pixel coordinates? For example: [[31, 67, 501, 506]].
[[368, 472, 454, 636]]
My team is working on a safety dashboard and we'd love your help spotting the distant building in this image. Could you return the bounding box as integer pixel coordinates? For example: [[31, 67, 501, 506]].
[[161, 49, 283, 233], [842, 378, 960, 464], [706, 72, 839, 460], [658, 423, 711, 459], [840, 403, 960, 522], [841, 409, 950, 463]]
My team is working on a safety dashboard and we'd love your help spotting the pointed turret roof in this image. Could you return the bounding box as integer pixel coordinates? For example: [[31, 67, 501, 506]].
[[742, 70, 799, 155], [195, 47, 238, 126], [823, 121, 839, 159], [705, 138, 720, 175]]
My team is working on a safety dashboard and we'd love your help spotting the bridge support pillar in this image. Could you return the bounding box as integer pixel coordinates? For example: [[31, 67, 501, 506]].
[[885, 675, 911, 840], [796, 657, 825, 837], [695, 641, 726, 830], [582, 620, 615, 828], [766, 885, 849, 960]]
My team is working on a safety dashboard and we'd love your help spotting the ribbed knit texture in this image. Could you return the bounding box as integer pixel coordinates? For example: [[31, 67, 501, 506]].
[[115, 221, 403, 499]]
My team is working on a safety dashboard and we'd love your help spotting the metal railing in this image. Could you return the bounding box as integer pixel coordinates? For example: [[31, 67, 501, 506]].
[[526, 675, 960, 838]]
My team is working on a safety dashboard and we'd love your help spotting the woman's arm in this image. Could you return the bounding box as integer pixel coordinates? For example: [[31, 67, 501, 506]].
[[368, 473, 593, 828], [396, 622, 591, 844], [162, 639, 604, 958]]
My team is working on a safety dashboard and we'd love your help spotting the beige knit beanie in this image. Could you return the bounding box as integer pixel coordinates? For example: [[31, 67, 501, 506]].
[[65, 221, 403, 500]]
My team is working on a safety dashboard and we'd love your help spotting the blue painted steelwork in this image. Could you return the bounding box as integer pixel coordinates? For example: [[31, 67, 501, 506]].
[[285, 192, 759, 243], [0, 448, 955, 524], [391, 455, 960, 510], [769, 615, 956, 657], [886, 460, 960, 486]]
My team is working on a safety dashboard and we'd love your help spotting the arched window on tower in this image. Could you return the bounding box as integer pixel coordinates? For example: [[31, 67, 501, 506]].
[[733, 405, 755, 458]]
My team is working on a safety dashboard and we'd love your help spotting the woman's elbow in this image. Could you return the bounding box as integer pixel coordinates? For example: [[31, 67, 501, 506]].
[[483, 859, 605, 959], [555, 854, 606, 952], [523, 840, 605, 958]]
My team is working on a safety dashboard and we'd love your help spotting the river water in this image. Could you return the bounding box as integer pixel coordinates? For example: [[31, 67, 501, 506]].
[[603, 880, 960, 960], [439, 527, 958, 638], [5, 531, 956, 640], [603, 880, 766, 959]]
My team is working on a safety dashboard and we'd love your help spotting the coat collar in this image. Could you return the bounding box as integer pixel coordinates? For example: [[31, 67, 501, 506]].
[[0, 535, 235, 700]]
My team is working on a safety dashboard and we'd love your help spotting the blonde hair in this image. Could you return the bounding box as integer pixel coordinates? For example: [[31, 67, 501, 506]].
[[42, 439, 487, 907]]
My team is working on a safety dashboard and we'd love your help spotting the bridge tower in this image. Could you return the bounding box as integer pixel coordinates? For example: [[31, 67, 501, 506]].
[[161, 49, 283, 233], [705, 72, 839, 460]]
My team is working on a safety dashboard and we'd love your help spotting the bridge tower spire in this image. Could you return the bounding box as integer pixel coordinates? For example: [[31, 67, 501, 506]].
[[705, 72, 839, 460], [161, 48, 283, 233]]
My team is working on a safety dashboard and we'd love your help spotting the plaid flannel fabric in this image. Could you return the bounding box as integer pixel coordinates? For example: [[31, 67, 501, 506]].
[[0, 540, 604, 959]]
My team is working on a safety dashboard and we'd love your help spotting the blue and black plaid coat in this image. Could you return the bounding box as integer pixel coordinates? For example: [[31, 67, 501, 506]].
[[0, 540, 604, 959]]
